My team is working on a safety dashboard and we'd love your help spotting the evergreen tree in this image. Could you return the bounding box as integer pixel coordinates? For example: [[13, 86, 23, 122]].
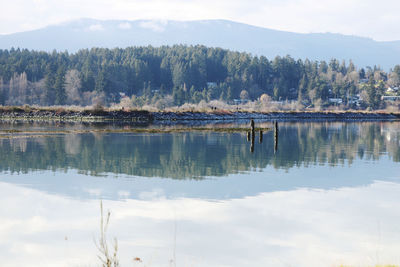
[[226, 86, 232, 101], [95, 71, 107, 93], [45, 72, 56, 105], [54, 67, 66, 105], [363, 77, 384, 109], [172, 86, 184, 106]]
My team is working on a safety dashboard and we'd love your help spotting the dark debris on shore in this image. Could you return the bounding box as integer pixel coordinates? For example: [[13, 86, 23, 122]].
[[1, 107, 400, 123], [152, 111, 400, 122]]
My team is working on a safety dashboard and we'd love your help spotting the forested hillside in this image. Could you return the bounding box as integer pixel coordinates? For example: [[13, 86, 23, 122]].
[[0, 45, 399, 109], [2, 19, 400, 69]]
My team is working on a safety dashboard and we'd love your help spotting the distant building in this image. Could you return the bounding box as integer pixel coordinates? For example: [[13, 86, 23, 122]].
[[382, 96, 400, 101], [386, 87, 395, 93], [386, 86, 399, 94], [348, 96, 361, 106], [207, 82, 217, 89], [329, 98, 343, 104], [233, 99, 248, 105]]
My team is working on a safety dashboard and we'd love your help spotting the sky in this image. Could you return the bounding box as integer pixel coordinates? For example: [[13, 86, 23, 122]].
[[0, 0, 399, 41]]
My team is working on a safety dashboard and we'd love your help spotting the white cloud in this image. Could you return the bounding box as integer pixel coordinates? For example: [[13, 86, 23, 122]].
[[84, 188, 102, 195], [117, 190, 130, 198], [138, 188, 166, 200], [87, 24, 104, 31], [117, 22, 131, 29], [139, 20, 167, 32]]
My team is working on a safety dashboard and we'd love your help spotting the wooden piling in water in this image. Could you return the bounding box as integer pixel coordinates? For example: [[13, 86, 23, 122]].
[[250, 119, 255, 152], [250, 131, 255, 153], [259, 130, 263, 143], [274, 121, 279, 153]]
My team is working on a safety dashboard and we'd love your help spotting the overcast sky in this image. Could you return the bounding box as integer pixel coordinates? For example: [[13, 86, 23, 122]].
[[1, 0, 399, 41]]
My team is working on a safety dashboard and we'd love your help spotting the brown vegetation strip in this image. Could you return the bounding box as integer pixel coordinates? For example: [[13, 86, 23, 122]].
[[105, 127, 271, 133], [0, 127, 271, 135], [0, 134, 54, 139]]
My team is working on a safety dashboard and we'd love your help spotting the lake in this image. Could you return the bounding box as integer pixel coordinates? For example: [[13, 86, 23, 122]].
[[0, 121, 400, 267]]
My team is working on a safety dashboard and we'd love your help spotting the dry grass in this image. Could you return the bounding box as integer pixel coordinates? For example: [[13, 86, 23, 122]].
[[339, 265, 399, 267], [94, 201, 119, 267], [0, 126, 272, 135], [141, 100, 400, 115], [1, 102, 400, 115]]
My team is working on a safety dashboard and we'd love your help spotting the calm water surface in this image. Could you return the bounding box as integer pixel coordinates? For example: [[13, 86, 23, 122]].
[[0, 121, 400, 267]]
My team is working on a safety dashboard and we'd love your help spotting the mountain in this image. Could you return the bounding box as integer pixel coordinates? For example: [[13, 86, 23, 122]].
[[1, 18, 400, 69]]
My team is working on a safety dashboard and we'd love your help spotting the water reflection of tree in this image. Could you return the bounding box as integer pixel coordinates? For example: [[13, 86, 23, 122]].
[[0, 122, 399, 179]]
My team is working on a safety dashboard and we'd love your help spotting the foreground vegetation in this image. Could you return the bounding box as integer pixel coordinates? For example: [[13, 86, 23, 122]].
[[1, 45, 400, 111], [340, 265, 399, 267], [1, 103, 400, 115]]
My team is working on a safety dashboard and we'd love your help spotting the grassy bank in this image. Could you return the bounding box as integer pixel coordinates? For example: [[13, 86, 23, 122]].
[[1, 105, 400, 123], [0, 105, 153, 122]]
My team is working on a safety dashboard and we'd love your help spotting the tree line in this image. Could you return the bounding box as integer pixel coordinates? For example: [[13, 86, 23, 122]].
[[0, 45, 399, 109]]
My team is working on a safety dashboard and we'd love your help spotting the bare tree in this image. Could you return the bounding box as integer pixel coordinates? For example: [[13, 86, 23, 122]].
[[387, 71, 400, 87], [31, 79, 46, 105], [240, 90, 249, 100], [19, 72, 28, 103], [0, 77, 4, 105], [346, 71, 360, 83], [65, 69, 82, 105], [374, 70, 385, 81], [7, 72, 28, 105], [260, 93, 271, 107]]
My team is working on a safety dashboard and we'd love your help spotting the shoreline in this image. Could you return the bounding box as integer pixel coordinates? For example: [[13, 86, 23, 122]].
[[1, 107, 400, 123], [153, 111, 400, 122]]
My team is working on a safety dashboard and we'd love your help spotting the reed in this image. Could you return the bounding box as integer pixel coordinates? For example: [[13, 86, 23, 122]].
[[94, 201, 119, 267]]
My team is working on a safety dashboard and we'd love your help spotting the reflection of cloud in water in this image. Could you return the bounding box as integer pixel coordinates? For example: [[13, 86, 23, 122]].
[[117, 190, 130, 198], [10, 138, 28, 153], [138, 188, 165, 200], [64, 134, 81, 155], [0, 181, 400, 267], [84, 188, 102, 196]]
